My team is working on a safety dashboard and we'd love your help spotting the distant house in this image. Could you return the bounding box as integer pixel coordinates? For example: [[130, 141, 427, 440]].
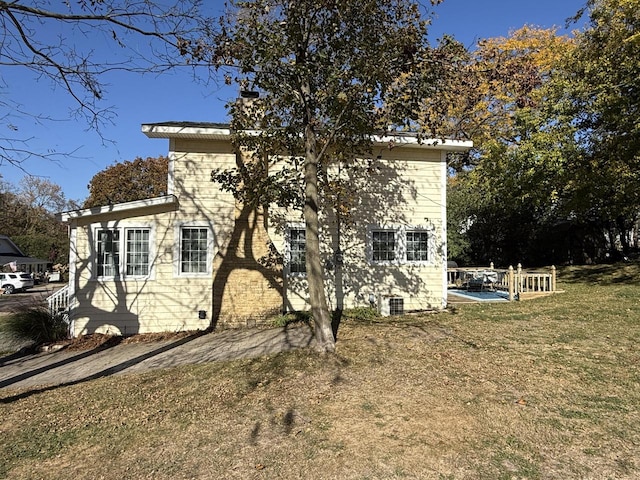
[[0, 235, 49, 274], [57, 122, 472, 337]]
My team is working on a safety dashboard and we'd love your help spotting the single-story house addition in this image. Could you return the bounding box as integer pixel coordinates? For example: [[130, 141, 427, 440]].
[[57, 122, 472, 337]]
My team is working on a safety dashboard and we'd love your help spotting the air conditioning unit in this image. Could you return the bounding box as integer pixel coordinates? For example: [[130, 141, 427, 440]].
[[379, 295, 404, 316]]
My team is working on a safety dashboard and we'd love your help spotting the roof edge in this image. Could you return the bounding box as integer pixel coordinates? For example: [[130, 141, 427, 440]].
[[57, 195, 179, 222], [142, 122, 473, 150]]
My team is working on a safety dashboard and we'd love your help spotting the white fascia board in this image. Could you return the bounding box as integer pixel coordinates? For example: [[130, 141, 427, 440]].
[[141, 122, 473, 151], [57, 195, 178, 222], [372, 135, 473, 151], [142, 124, 232, 139]]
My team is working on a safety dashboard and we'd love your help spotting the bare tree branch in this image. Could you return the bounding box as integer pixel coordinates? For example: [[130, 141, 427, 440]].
[[0, 0, 214, 170]]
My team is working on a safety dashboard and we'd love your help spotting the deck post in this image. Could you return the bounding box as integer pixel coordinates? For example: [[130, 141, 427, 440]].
[[508, 265, 515, 301]]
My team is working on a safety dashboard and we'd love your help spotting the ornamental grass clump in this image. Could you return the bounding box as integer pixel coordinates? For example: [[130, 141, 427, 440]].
[[0, 305, 68, 345]]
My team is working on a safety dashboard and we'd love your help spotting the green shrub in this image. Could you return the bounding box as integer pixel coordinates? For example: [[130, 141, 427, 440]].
[[0, 305, 69, 345], [267, 311, 312, 328], [341, 307, 381, 322]]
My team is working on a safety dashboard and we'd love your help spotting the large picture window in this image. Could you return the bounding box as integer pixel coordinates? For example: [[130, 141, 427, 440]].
[[180, 227, 209, 274], [288, 227, 306, 274]]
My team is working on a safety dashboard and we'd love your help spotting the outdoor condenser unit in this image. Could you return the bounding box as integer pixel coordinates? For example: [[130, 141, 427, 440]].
[[378, 295, 404, 316]]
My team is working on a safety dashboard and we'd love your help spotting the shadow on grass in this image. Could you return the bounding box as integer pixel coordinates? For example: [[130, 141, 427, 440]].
[[0, 332, 206, 403], [558, 261, 640, 286]]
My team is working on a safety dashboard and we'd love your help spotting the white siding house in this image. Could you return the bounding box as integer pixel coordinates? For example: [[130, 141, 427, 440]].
[[58, 122, 472, 337]]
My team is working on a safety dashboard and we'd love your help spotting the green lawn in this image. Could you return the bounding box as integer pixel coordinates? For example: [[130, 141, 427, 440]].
[[1, 263, 639, 479]]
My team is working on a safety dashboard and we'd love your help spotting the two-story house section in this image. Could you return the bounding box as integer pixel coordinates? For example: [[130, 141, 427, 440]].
[[58, 122, 472, 337]]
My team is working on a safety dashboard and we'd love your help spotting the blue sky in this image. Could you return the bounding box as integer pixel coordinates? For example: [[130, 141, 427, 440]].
[[1, 0, 587, 204]]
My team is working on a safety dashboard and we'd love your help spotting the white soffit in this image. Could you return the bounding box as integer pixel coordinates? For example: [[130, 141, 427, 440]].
[[142, 123, 232, 140], [58, 195, 178, 222]]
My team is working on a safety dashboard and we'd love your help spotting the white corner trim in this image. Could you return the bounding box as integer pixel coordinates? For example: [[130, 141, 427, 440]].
[[167, 145, 176, 196], [441, 151, 449, 308]]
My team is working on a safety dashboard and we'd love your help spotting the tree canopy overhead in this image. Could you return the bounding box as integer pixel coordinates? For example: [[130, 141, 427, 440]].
[[208, 0, 444, 352], [561, 0, 640, 248]]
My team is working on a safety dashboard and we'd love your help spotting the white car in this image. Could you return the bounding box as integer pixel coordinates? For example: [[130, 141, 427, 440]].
[[0, 273, 35, 294]]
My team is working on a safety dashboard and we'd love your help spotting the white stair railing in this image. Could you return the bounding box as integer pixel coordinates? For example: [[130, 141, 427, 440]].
[[47, 284, 70, 315]]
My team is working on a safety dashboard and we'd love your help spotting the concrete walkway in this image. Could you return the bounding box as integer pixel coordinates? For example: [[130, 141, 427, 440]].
[[0, 325, 314, 392]]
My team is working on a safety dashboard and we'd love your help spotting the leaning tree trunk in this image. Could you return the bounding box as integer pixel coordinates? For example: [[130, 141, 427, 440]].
[[304, 123, 335, 353]]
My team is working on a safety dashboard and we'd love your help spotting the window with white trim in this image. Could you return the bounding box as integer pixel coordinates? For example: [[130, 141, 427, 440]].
[[126, 228, 150, 276], [180, 227, 209, 274], [95, 227, 151, 278], [406, 230, 429, 262], [97, 229, 120, 277], [288, 227, 306, 274], [372, 230, 397, 262], [369, 226, 431, 264]]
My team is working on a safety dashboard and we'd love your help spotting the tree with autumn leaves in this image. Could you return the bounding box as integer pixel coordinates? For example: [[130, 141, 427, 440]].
[[446, 0, 640, 266], [0, 176, 74, 265], [84, 156, 169, 208], [560, 0, 640, 256]]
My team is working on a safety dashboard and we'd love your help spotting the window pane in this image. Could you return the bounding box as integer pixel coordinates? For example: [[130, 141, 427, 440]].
[[97, 229, 120, 277], [126, 229, 150, 276], [181, 227, 208, 273], [289, 228, 306, 273], [406, 231, 429, 261], [372, 231, 395, 261]]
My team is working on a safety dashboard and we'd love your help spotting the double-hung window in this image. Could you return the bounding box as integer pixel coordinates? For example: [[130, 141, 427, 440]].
[[288, 227, 306, 274], [180, 227, 209, 274], [95, 227, 151, 278]]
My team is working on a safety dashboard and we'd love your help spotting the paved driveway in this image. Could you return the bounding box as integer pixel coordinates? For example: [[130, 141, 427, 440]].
[[0, 284, 62, 313], [0, 325, 314, 393]]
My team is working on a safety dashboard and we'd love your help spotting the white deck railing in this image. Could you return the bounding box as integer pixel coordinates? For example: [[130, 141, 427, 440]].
[[448, 263, 557, 301]]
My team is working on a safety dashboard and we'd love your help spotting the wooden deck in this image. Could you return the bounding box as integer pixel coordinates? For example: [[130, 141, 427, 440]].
[[447, 264, 558, 302]]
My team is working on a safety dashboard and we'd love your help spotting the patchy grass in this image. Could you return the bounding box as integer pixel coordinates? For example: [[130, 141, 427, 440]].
[[1, 263, 639, 479]]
